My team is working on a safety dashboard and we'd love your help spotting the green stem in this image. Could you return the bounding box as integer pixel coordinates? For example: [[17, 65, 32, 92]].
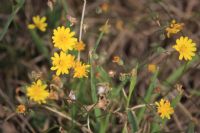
[[93, 32, 104, 52]]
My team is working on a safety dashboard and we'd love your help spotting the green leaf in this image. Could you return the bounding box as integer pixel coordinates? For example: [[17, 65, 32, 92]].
[[96, 66, 111, 82], [164, 55, 199, 87], [93, 31, 104, 52], [0, 0, 25, 41], [137, 69, 159, 123], [99, 113, 111, 133], [127, 110, 138, 133], [187, 123, 195, 133], [29, 30, 49, 59], [122, 123, 128, 133], [190, 90, 200, 96], [171, 93, 182, 108], [127, 64, 138, 108]]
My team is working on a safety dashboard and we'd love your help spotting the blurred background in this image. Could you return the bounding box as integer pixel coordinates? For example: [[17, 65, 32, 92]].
[[0, 0, 200, 132]]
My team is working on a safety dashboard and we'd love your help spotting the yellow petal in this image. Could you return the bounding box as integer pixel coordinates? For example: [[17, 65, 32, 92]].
[[28, 24, 35, 29], [41, 17, 47, 22]]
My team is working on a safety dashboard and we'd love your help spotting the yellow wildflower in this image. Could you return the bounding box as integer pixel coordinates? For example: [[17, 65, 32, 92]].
[[28, 15, 47, 32], [155, 99, 174, 119], [73, 61, 90, 78], [52, 26, 77, 51], [100, 2, 109, 13], [75, 41, 85, 51], [51, 52, 75, 76], [165, 20, 184, 38], [112, 56, 120, 63], [148, 64, 157, 73], [16, 104, 26, 114], [112, 56, 124, 65], [27, 80, 49, 104], [173, 36, 196, 61]]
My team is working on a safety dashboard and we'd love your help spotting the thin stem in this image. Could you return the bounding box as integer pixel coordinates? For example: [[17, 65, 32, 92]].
[[0, 88, 35, 133], [87, 116, 92, 133], [78, 0, 87, 60], [44, 105, 91, 133], [130, 104, 154, 110]]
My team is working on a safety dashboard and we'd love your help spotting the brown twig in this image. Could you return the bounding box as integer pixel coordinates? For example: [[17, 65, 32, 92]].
[[0, 88, 36, 133], [43, 105, 91, 133]]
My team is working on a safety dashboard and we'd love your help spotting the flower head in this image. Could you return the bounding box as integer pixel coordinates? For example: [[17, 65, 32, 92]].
[[99, 20, 110, 34], [155, 99, 174, 119], [75, 41, 85, 51], [112, 56, 123, 65], [51, 52, 75, 76], [173, 36, 196, 61], [148, 64, 157, 73], [27, 80, 49, 104], [165, 20, 184, 38], [52, 26, 77, 51], [100, 2, 109, 13], [73, 61, 90, 78], [112, 56, 120, 63], [16, 104, 26, 114], [28, 16, 47, 32]]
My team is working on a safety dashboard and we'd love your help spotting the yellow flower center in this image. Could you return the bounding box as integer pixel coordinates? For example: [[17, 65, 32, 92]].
[[35, 22, 42, 29], [179, 44, 187, 53], [59, 34, 67, 43], [29, 85, 49, 102]]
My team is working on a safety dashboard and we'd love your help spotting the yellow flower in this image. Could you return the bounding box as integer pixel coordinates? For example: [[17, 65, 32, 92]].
[[52, 26, 77, 51], [75, 41, 85, 51], [100, 2, 109, 13], [51, 51, 75, 76], [27, 80, 49, 104], [165, 20, 184, 38], [73, 61, 90, 78], [28, 15, 47, 32], [155, 99, 174, 119], [16, 104, 26, 114], [173, 36, 196, 61], [112, 56, 120, 63], [112, 56, 123, 65], [148, 64, 157, 73]]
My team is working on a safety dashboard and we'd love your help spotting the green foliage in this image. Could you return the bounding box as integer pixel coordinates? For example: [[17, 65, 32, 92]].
[[0, 0, 198, 132], [0, 0, 25, 41], [127, 110, 138, 133], [137, 70, 159, 123], [29, 30, 49, 59]]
